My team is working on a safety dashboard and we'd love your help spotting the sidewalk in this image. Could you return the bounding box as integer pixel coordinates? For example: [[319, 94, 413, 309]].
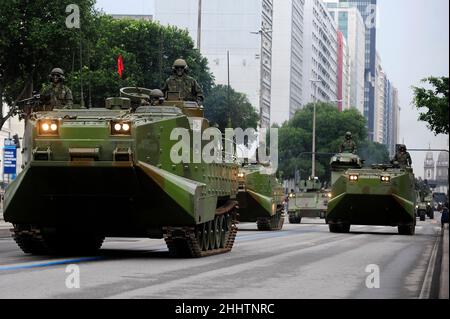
[[440, 224, 449, 299], [0, 205, 13, 238]]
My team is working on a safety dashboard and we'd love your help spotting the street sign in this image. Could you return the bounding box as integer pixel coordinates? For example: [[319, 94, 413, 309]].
[[3, 138, 17, 176]]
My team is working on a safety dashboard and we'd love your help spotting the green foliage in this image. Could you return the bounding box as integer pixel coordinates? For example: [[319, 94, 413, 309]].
[[412, 76, 449, 135], [0, 1, 214, 122], [203, 85, 259, 131], [279, 103, 389, 182]]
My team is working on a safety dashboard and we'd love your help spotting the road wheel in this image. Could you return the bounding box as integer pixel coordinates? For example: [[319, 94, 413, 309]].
[[218, 215, 225, 248], [289, 215, 301, 224], [202, 223, 209, 251], [212, 217, 220, 249], [207, 220, 215, 250], [329, 223, 350, 233], [429, 211, 434, 220], [419, 212, 426, 221]]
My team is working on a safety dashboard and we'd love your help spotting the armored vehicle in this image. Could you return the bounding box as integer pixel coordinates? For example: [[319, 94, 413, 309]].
[[327, 153, 416, 235], [4, 88, 240, 257], [287, 179, 328, 224], [237, 164, 285, 230], [416, 193, 432, 221]]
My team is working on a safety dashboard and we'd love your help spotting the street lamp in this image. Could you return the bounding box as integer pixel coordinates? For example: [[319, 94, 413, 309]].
[[310, 79, 322, 178]]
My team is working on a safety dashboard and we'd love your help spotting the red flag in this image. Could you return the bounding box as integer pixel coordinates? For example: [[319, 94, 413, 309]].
[[117, 54, 124, 78]]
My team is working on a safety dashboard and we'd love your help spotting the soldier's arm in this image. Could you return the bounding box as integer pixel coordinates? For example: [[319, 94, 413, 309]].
[[65, 87, 73, 108]]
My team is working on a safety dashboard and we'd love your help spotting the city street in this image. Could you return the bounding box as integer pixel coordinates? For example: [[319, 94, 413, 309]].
[[0, 216, 443, 299]]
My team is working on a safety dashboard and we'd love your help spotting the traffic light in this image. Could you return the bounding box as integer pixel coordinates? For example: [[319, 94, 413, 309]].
[[13, 134, 21, 149]]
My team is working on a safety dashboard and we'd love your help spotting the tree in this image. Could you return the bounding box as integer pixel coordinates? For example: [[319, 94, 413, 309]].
[[0, 2, 215, 128], [0, 0, 98, 128], [203, 85, 259, 131], [278, 103, 389, 182], [412, 76, 449, 135]]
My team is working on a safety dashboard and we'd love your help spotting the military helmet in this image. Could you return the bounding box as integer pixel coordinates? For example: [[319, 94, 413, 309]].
[[345, 132, 352, 138], [400, 144, 407, 151], [49, 68, 65, 82], [51, 68, 64, 76], [173, 59, 188, 70], [150, 89, 164, 98]]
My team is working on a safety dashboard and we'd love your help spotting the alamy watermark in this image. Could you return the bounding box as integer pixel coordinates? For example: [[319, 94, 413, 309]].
[[66, 4, 80, 29], [65, 264, 80, 289], [365, 264, 380, 289], [170, 124, 279, 175]]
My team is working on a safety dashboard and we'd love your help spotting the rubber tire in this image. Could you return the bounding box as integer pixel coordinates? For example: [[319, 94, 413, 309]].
[[398, 224, 415, 235], [329, 223, 350, 233]]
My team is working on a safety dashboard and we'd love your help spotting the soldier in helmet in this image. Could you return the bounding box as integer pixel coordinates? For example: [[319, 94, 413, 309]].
[[339, 132, 357, 154], [150, 89, 165, 106], [391, 144, 412, 168], [162, 59, 204, 104], [41, 68, 73, 109]]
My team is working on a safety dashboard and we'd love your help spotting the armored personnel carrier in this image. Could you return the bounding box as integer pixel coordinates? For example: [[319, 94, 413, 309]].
[[327, 153, 416, 235], [287, 179, 328, 224], [4, 88, 240, 257], [237, 164, 285, 230]]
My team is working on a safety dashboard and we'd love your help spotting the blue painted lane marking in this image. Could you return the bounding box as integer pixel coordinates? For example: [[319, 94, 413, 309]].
[[0, 256, 103, 272]]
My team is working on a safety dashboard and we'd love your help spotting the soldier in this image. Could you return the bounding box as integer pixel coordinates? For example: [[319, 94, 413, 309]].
[[150, 89, 165, 106], [392, 144, 412, 168], [339, 132, 357, 154], [41, 68, 73, 109], [162, 59, 204, 104]]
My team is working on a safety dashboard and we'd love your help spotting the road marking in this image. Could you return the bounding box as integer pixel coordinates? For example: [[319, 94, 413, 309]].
[[419, 228, 441, 299], [0, 257, 103, 272]]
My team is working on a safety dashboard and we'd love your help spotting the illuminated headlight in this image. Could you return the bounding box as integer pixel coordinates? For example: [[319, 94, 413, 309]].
[[380, 176, 391, 182], [38, 120, 59, 136], [349, 174, 359, 182], [111, 121, 132, 135], [427, 202, 431, 206], [416, 205, 419, 209], [327, 193, 332, 198], [238, 172, 245, 178], [289, 193, 294, 198]]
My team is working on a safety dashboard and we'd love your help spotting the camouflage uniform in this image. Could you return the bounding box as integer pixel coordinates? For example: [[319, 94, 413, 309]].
[[393, 151, 412, 168], [162, 75, 204, 103], [41, 82, 73, 109], [340, 139, 356, 153]]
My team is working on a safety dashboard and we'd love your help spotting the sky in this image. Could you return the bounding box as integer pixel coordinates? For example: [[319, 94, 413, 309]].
[[94, 0, 449, 177]]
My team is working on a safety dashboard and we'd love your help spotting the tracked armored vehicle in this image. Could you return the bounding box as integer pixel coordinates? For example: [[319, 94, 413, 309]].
[[4, 88, 240, 257], [326, 153, 416, 235], [237, 164, 285, 230], [287, 179, 328, 224]]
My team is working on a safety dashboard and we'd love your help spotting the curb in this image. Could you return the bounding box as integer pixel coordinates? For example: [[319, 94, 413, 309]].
[[0, 227, 12, 239], [439, 224, 449, 299]]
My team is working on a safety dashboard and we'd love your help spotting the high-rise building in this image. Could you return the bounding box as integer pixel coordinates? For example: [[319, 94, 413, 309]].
[[325, 1, 365, 114], [374, 51, 385, 143], [326, 0, 377, 141], [154, 0, 274, 128], [303, 0, 338, 104], [337, 30, 351, 111], [424, 151, 435, 181], [271, 0, 305, 125], [110, 14, 153, 21]]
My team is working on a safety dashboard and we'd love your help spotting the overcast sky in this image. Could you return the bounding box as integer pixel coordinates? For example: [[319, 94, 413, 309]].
[[94, 0, 449, 177]]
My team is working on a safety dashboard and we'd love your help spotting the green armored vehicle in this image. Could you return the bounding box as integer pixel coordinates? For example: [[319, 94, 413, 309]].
[[237, 164, 285, 230], [327, 153, 416, 235], [4, 87, 240, 257], [287, 179, 328, 224]]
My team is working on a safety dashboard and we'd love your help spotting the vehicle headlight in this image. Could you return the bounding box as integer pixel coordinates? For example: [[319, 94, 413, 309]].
[[416, 205, 419, 209], [327, 193, 332, 198], [111, 121, 132, 135], [38, 119, 59, 136], [380, 176, 391, 182], [238, 172, 245, 178], [289, 193, 295, 198], [349, 174, 359, 182]]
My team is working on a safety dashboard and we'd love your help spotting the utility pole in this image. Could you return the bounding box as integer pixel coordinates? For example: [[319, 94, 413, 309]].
[[310, 79, 322, 178], [197, 0, 202, 51]]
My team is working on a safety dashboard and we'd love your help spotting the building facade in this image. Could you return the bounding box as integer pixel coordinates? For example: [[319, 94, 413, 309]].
[[325, 2, 365, 114], [374, 51, 385, 143], [327, 0, 377, 141], [154, 0, 274, 128], [336, 30, 351, 111], [303, 0, 338, 104], [271, 0, 305, 125]]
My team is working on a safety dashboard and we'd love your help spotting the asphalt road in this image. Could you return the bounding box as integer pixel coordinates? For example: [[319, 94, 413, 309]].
[[0, 216, 442, 299]]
